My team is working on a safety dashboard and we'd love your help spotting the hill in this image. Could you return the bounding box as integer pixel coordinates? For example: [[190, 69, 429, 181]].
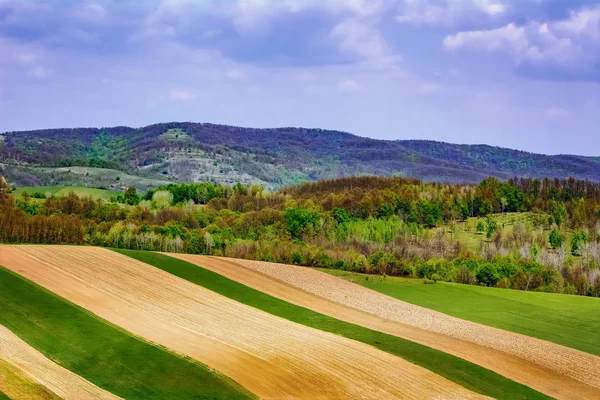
[[1, 122, 599, 189]]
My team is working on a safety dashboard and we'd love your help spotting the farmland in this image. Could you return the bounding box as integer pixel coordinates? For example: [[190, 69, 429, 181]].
[[199, 255, 600, 399], [323, 269, 600, 356], [0, 245, 486, 400], [123, 249, 548, 399], [0, 257, 254, 400], [0, 244, 599, 398]]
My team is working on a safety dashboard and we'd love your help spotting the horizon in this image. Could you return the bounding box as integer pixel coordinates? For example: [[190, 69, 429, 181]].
[[1, 0, 599, 155], [2, 120, 599, 158]]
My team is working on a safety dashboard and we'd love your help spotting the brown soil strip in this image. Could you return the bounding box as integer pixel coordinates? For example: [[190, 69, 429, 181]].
[[0, 245, 486, 400], [0, 324, 121, 400], [175, 254, 600, 400]]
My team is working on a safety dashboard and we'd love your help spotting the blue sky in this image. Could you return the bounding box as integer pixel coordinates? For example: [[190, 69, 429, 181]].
[[0, 0, 599, 155]]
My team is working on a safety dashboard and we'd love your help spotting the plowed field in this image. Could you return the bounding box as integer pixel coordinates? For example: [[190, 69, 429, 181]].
[[0, 325, 121, 400], [172, 254, 600, 400], [0, 245, 485, 400]]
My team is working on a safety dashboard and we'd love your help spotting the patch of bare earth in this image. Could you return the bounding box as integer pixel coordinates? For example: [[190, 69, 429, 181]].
[[0, 245, 486, 400], [0, 324, 121, 400], [182, 255, 600, 400]]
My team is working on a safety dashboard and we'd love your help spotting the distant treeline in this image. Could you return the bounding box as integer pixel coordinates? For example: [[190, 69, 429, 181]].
[[1, 175, 599, 297]]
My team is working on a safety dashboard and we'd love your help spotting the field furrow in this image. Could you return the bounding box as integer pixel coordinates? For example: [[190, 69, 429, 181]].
[[0, 325, 120, 400], [0, 245, 485, 400], [193, 255, 600, 399]]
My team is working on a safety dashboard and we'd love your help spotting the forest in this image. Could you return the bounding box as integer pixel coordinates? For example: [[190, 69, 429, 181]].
[[1, 175, 600, 297]]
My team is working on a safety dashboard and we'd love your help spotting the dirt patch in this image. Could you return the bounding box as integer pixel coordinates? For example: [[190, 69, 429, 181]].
[[0, 245, 486, 400], [0, 324, 120, 400], [185, 255, 600, 400]]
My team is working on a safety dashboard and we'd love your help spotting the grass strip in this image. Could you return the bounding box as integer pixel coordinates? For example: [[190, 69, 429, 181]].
[[0, 266, 254, 400], [0, 391, 10, 400], [322, 269, 600, 356], [116, 249, 549, 400]]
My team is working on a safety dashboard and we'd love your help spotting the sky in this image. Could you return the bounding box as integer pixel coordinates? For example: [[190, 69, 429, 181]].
[[0, 0, 599, 156]]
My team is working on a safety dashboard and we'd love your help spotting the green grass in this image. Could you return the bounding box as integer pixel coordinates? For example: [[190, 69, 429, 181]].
[[321, 269, 600, 356], [115, 249, 549, 400], [0, 266, 254, 400], [0, 391, 9, 400], [12, 186, 119, 200]]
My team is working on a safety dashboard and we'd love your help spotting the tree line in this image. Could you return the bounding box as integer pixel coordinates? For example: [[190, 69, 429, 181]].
[[2, 175, 600, 297]]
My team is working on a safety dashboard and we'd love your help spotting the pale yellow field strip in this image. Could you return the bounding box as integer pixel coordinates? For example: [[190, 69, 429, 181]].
[[0, 245, 487, 400], [0, 325, 121, 400], [183, 255, 600, 400], [0, 358, 61, 400]]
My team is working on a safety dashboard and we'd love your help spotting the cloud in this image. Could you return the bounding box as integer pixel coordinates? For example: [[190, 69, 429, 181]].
[[442, 6, 600, 78], [169, 89, 196, 101], [546, 107, 571, 119], [336, 79, 360, 92], [330, 18, 392, 60], [396, 0, 509, 27], [226, 68, 247, 80]]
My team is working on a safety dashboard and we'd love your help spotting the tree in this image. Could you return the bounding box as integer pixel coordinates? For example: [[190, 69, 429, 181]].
[[551, 201, 567, 227], [0, 177, 9, 202], [476, 264, 499, 287], [123, 187, 140, 205], [485, 216, 497, 239], [549, 228, 564, 250], [284, 208, 320, 239], [571, 230, 589, 256], [476, 220, 485, 234]]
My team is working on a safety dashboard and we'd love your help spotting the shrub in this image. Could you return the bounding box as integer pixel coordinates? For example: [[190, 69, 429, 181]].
[[549, 228, 564, 250]]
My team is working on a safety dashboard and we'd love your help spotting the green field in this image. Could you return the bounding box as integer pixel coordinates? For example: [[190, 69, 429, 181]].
[[12, 186, 120, 200], [0, 266, 254, 400], [116, 249, 548, 400], [321, 270, 600, 356]]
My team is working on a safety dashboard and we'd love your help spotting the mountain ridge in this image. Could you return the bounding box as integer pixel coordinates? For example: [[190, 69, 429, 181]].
[[1, 122, 599, 189]]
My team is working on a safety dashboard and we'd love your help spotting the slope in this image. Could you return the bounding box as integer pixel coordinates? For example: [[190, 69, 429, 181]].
[[194, 255, 600, 399], [0, 245, 486, 400], [2, 122, 599, 188], [124, 250, 549, 400]]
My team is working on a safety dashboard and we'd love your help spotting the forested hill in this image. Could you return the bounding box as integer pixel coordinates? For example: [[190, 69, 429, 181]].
[[1, 122, 599, 189]]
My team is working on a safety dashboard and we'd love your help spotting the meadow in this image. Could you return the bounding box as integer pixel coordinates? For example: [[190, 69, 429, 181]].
[[323, 269, 600, 356], [12, 185, 119, 201]]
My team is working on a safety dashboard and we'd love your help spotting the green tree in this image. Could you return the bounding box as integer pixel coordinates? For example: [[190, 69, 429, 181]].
[[571, 230, 589, 256], [549, 229, 564, 250], [551, 201, 567, 227], [123, 187, 140, 205], [476, 264, 499, 287], [284, 208, 320, 239], [485, 216, 497, 239]]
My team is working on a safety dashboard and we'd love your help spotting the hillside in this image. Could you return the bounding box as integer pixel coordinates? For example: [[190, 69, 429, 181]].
[[1, 122, 599, 189]]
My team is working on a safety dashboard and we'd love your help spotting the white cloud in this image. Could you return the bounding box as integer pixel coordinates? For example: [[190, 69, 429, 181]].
[[442, 7, 600, 71], [329, 17, 403, 69], [169, 89, 196, 101], [396, 0, 508, 26], [337, 79, 360, 93], [14, 53, 37, 65], [29, 66, 50, 79], [226, 68, 247, 80]]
